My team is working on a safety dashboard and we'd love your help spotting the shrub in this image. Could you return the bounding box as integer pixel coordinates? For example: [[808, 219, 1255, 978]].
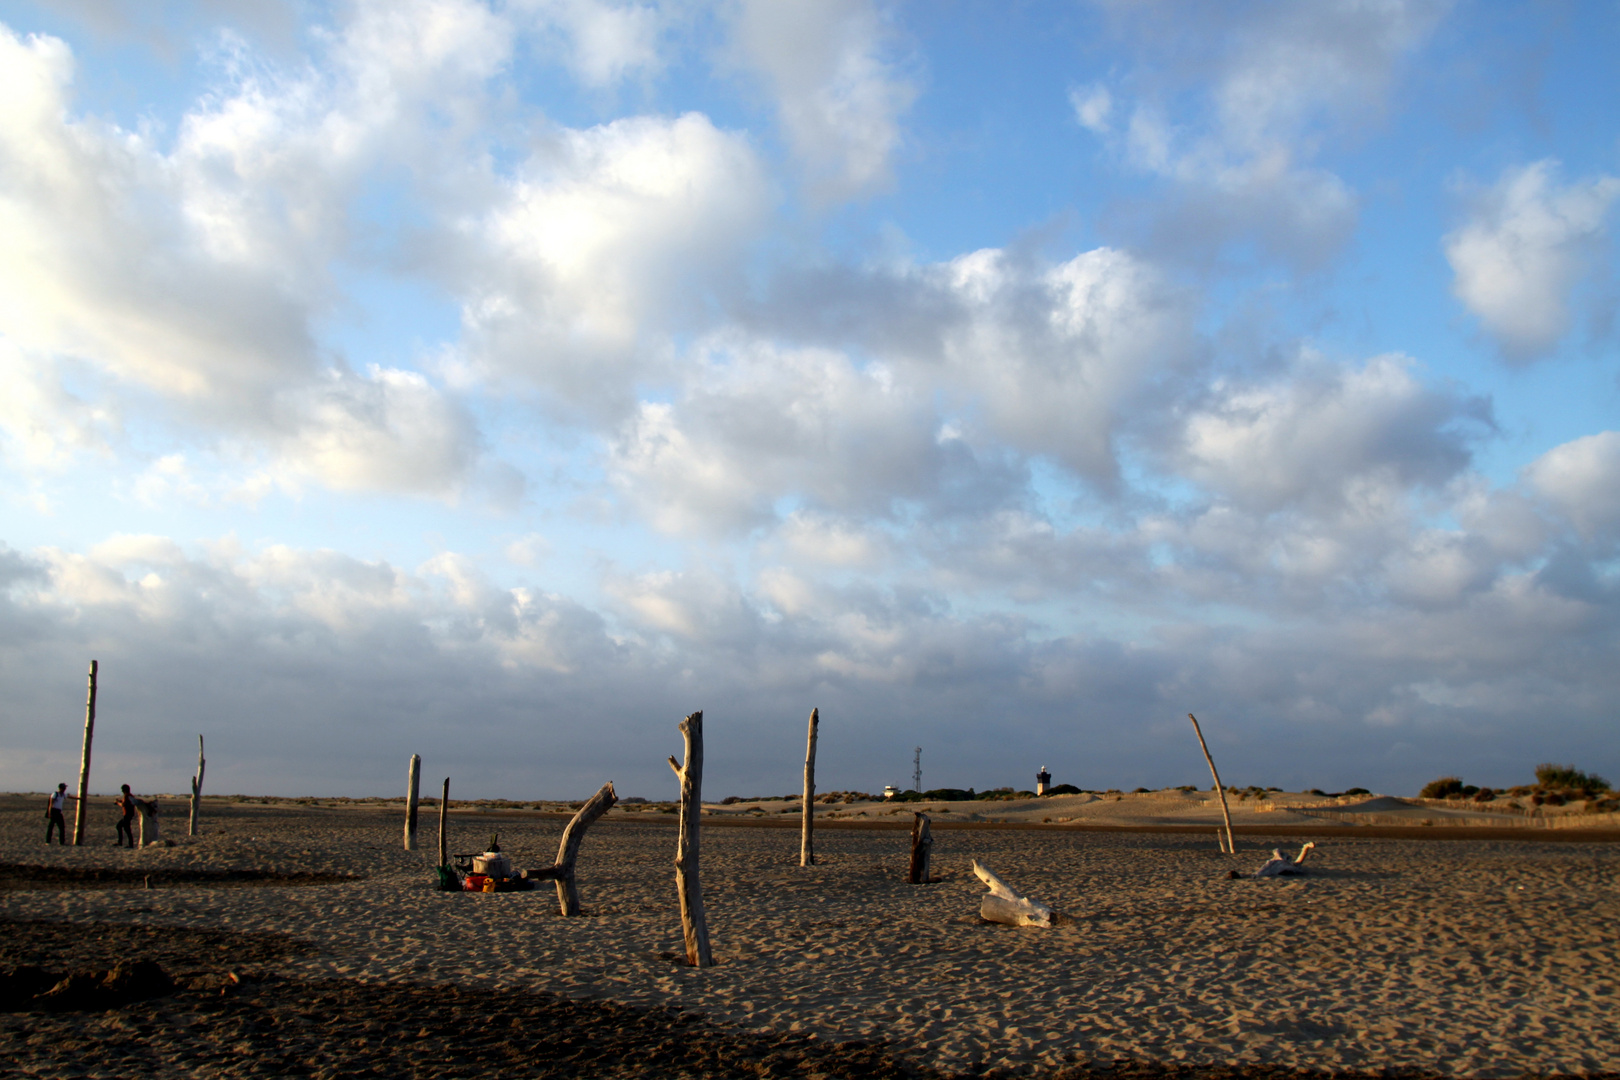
[[1048, 783, 1081, 796], [1473, 788, 1495, 802], [1420, 777, 1464, 799], [1132, 787, 1150, 794], [1544, 792, 1566, 806], [1535, 764, 1610, 791], [721, 796, 742, 805], [1343, 787, 1370, 796]]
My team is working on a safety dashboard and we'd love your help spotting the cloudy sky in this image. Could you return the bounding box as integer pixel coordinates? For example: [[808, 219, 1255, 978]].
[[2, 0, 1617, 801]]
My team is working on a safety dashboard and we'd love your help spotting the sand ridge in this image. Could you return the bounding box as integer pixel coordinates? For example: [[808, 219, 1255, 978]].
[[4, 796, 1620, 1077]]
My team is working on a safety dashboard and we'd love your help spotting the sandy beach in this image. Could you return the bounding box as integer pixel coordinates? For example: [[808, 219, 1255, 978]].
[[4, 792, 1619, 1078]]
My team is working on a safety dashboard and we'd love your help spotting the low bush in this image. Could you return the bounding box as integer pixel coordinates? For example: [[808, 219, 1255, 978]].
[[1343, 787, 1370, 796], [1535, 763, 1610, 791], [1047, 783, 1082, 796], [1420, 776, 1464, 799]]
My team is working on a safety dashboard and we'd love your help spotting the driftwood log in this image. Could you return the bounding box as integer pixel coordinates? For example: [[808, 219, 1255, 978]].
[[667, 711, 713, 967], [973, 861, 1060, 927], [404, 754, 421, 852], [188, 735, 205, 838], [1188, 713, 1235, 855], [73, 660, 97, 847], [800, 707, 818, 867], [437, 777, 450, 868], [908, 812, 933, 883]]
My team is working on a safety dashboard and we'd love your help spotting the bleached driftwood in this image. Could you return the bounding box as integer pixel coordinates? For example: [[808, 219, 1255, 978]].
[[437, 777, 450, 869], [667, 711, 713, 967], [135, 798, 161, 847], [908, 812, 933, 884], [188, 735, 205, 838], [1253, 841, 1316, 878], [973, 860, 1059, 927], [404, 754, 421, 851], [552, 780, 618, 916], [800, 707, 819, 867], [73, 660, 97, 846], [1188, 713, 1235, 855]]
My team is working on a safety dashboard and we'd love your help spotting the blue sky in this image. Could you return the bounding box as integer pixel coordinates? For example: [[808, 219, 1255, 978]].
[[1, 0, 1617, 801]]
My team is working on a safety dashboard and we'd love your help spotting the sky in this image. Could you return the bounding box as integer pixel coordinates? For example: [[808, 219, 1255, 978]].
[[1, 0, 1617, 801]]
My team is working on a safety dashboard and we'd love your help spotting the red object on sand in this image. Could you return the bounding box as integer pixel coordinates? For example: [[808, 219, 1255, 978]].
[[462, 873, 489, 892]]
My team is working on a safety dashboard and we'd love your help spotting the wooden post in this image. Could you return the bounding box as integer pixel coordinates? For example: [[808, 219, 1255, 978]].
[[1188, 713, 1234, 855], [667, 711, 713, 967], [72, 660, 97, 846], [553, 781, 618, 916], [800, 707, 819, 867], [404, 754, 421, 851], [437, 777, 450, 868], [188, 735, 205, 838], [908, 812, 933, 883]]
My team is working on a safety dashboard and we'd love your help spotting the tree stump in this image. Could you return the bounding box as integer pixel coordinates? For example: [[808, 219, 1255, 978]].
[[908, 812, 933, 884], [667, 711, 713, 967], [135, 799, 161, 847]]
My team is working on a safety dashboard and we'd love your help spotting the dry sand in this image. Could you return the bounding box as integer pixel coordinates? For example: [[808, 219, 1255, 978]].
[[4, 793, 1620, 1077]]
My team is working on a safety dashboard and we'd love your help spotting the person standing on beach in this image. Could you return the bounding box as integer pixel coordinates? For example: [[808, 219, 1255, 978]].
[[115, 784, 136, 848], [45, 783, 74, 844]]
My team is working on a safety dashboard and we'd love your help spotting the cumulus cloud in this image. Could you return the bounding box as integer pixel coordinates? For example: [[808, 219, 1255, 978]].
[[452, 112, 770, 420], [0, 9, 503, 495], [1085, 0, 1448, 268], [1524, 431, 1620, 543], [514, 0, 664, 87], [1444, 160, 1620, 362], [726, 0, 916, 204], [1173, 353, 1489, 512]]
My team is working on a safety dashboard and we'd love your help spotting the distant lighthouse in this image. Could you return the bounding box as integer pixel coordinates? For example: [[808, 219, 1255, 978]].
[[1036, 765, 1051, 796]]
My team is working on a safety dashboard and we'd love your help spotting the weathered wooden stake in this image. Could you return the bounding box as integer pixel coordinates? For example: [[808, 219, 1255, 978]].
[[1188, 713, 1234, 855], [800, 707, 819, 867], [188, 735, 206, 838], [72, 660, 97, 846], [908, 812, 933, 884], [667, 711, 713, 968], [404, 754, 421, 851], [437, 777, 450, 868], [553, 781, 618, 916]]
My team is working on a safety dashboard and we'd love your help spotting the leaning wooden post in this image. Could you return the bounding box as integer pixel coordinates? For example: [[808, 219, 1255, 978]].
[[187, 735, 206, 837], [800, 707, 819, 867], [404, 754, 421, 851], [437, 777, 450, 868], [554, 781, 618, 916], [72, 660, 98, 846], [1188, 713, 1235, 855], [908, 812, 933, 883], [667, 711, 713, 968]]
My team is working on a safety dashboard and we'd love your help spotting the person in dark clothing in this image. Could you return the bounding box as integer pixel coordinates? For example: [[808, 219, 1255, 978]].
[[45, 783, 74, 844], [115, 784, 136, 848]]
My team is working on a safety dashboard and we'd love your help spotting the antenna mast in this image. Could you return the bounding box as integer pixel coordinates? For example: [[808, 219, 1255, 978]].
[[912, 746, 923, 793]]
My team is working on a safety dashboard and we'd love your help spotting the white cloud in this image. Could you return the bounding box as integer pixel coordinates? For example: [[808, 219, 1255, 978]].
[[1174, 353, 1485, 512], [727, 0, 916, 204], [1444, 160, 1620, 362], [1524, 431, 1620, 542], [514, 0, 664, 87], [1069, 83, 1113, 134], [1088, 0, 1448, 268], [455, 112, 770, 419]]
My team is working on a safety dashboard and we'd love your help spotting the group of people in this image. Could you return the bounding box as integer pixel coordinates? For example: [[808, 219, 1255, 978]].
[[44, 782, 147, 846]]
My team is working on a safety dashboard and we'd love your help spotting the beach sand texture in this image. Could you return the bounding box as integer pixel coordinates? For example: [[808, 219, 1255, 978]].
[[4, 795, 1619, 1077]]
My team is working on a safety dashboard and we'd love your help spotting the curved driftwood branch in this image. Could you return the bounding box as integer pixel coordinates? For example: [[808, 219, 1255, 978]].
[[553, 780, 618, 916]]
